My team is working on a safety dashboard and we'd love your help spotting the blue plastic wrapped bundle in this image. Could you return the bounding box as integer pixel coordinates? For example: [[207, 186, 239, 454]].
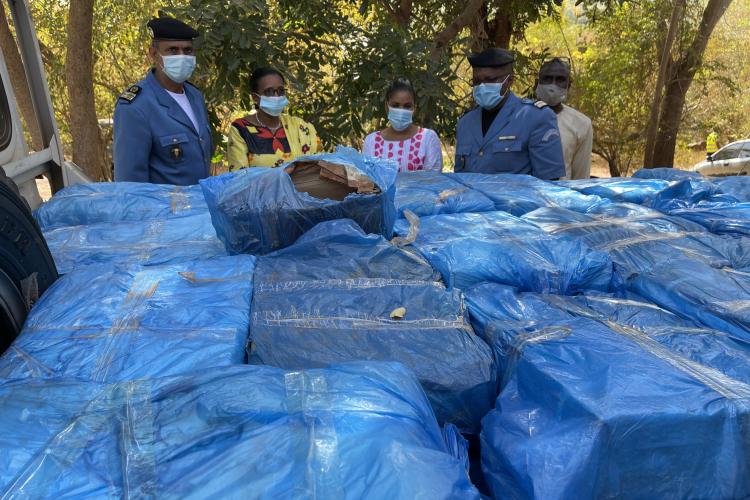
[[250, 220, 494, 432], [449, 173, 610, 216], [648, 178, 735, 211], [42, 212, 227, 274], [559, 177, 673, 205], [395, 171, 495, 217], [667, 202, 750, 237], [393, 211, 613, 293], [524, 205, 750, 272], [34, 182, 207, 231], [0, 363, 480, 498], [466, 283, 750, 500], [616, 258, 750, 340], [254, 219, 439, 282], [632, 167, 704, 181], [714, 175, 750, 202], [0, 255, 256, 382], [200, 147, 398, 255]]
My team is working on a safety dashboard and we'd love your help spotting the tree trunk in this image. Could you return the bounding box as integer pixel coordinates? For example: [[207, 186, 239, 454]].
[[469, 4, 489, 52], [0, 2, 43, 151], [470, 3, 512, 52], [487, 12, 512, 49], [430, 0, 486, 62], [642, 0, 684, 168], [65, 0, 108, 180], [650, 0, 732, 167]]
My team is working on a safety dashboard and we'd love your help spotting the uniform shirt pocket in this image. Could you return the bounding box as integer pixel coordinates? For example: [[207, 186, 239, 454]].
[[159, 133, 190, 163], [492, 137, 523, 154], [159, 133, 190, 147]]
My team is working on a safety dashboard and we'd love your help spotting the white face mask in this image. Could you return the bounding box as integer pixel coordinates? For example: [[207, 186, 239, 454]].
[[535, 83, 567, 106], [161, 55, 196, 84], [388, 107, 413, 131]]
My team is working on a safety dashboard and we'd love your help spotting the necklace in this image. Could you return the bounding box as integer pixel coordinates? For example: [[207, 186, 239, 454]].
[[254, 113, 281, 132]]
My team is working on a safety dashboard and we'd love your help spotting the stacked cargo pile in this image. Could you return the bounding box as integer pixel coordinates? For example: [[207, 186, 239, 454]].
[[0, 159, 748, 497], [0, 151, 480, 498]]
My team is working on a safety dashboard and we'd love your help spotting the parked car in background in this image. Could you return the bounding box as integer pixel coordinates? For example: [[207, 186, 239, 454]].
[[690, 139, 750, 176]]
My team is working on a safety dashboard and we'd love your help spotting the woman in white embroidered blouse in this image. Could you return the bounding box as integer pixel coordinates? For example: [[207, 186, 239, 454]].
[[362, 79, 443, 172]]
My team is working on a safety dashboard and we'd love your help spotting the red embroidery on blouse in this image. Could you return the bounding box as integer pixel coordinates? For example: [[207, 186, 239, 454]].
[[255, 126, 287, 152]]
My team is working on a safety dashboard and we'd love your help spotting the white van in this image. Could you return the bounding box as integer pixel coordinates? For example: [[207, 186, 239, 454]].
[[0, 0, 88, 342]]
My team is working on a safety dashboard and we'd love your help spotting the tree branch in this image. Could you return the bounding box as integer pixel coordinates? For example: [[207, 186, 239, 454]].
[[430, 0, 486, 62]]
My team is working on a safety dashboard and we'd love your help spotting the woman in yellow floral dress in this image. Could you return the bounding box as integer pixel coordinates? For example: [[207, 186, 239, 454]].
[[227, 67, 321, 170]]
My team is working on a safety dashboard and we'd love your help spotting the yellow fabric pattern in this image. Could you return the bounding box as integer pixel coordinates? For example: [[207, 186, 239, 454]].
[[226, 114, 321, 170]]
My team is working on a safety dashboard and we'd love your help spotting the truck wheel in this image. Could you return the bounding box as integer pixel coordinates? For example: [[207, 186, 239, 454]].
[[0, 167, 58, 353]]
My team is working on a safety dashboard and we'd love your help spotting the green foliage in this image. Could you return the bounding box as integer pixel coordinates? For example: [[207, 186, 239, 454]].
[[26, 0, 748, 174]]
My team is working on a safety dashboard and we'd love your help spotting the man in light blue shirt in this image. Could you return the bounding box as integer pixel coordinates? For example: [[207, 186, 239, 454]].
[[113, 17, 213, 185], [455, 48, 565, 180]]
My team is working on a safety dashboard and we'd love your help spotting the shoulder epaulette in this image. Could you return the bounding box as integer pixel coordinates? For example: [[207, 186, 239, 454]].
[[458, 106, 478, 120], [534, 100, 548, 109], [118, 85, 141, 103]]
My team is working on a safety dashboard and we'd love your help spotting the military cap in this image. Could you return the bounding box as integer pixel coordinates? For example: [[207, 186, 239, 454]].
[[539, 57, 570, 76], [147, 17, 199, 40], [467, 48, 515, 68]]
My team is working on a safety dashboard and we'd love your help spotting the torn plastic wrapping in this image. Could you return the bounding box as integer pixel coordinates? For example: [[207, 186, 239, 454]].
[[0, 255, 256, 382], [200, 146, 398, 255], [0, 362, 480, 499], [43, 212, 227, 274], [34, 182, 207, 231], [250, 220, 495, 433], [465, 283, 750, 500], [395, 171, 495, 217], [393, 211, 613, 293], [448, 173, 610, 216]]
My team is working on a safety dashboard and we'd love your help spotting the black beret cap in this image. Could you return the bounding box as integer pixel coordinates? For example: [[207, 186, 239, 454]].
[[468, 48, 515, 68], [147, 17, 199, 40]]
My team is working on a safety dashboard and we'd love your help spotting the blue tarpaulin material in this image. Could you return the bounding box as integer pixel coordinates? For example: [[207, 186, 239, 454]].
[[395, 171, 495, 217], [632, 167, 704, 181], [393, 211, 613, 292], [523, 206, 750, 338], [34, 182, 207, 231], [0, 255, 256, 382], [648, 178, 736, 211], [559, 177, 673, 205], [714, 176, 750, 202], [524, 205, 750, 270], [200, 147, 398, 255], [249, 220, 495, 433], [449, 173, 610, 216], [464, 283, 750, 500], [42, 212, 226, 274], [0, 363, 480, 499], [667, 202, 750, 237]]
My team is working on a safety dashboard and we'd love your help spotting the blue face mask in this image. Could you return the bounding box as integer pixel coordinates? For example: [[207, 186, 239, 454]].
[[161, 55, 196, 84], [258, 95, 289, 117], [388, 107, 413, 132], [473, 77, 510, 110]]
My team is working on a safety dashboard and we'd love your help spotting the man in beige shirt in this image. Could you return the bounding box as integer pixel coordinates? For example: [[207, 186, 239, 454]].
[[535, 58, 593, 180]]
